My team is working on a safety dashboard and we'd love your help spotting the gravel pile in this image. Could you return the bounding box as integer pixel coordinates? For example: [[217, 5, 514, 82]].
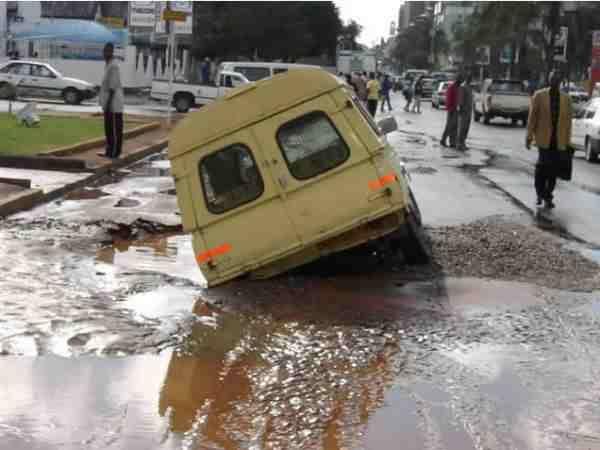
[[428, 222, 600, 291]]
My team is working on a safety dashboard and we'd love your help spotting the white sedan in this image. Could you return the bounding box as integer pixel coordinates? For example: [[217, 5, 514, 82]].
[[572, 98, 600, 162], [0, 60, 97, 105]]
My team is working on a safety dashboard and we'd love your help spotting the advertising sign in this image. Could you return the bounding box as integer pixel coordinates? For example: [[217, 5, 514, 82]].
[[155, 2, 193, 35], [590, 30, 600, 96], [553, 26, 568, 62], [475, 46, 490, 65], [129, 2, 156, 28]]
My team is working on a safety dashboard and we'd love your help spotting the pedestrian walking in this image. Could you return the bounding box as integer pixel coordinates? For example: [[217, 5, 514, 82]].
[[380, 74, 393, 113], [457, 74, 473, 151], [99, 42, 124, 159], [201, 57, 211, 85], [411, 75, 424, 113], [526, 70, 573, 209], [440, 74, 463, 148], [366, 72, 380, 117], [403, 79, 413, 112], [354, 72, 368, 104]]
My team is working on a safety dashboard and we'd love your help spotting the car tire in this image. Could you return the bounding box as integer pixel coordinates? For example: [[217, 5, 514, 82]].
[[474, 110, 481, 122], [174, 94, 192, 113], [63, 88, 81, 105], [585, 137, 598, 162], [521, 118, 527, 127], [511, 118, 518, 126], [397, 188, 430, 265]]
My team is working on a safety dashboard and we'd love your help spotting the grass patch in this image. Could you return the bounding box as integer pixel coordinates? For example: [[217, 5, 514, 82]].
[[0, 113, 107, 156]]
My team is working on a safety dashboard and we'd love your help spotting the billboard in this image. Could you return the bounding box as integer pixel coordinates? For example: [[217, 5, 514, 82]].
[[129, 2, 156, 28]]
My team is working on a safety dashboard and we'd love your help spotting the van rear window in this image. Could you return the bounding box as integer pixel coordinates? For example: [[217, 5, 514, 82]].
[[199, 144, 264, 214], [234, 66, 271, 81], [277, 112, 350, 180]]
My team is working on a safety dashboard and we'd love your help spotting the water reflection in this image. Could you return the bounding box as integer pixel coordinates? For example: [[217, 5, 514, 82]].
[[159, 291, 403, 449]]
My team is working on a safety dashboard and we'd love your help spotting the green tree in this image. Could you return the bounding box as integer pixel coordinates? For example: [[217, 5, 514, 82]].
[[339, 20, 363, 51]]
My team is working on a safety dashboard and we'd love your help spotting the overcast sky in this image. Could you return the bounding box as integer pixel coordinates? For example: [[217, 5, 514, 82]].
[[335, 0, 401, 47]]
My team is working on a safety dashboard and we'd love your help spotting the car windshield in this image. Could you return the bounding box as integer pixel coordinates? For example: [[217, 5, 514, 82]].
[[491, 81, 525, 93]]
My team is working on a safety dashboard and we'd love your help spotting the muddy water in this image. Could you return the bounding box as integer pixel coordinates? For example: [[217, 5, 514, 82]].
[[2, 153, 600, 449]]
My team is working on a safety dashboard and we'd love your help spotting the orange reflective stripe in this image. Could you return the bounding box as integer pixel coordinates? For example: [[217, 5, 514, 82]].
[[197, 243, 232, 263], [369, 172, 397, 191]]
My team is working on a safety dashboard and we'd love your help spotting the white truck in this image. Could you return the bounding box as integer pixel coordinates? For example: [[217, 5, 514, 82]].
[[150, 70, 250, 113], [473, 79, 530, 126], [336, 50, 377, 75]]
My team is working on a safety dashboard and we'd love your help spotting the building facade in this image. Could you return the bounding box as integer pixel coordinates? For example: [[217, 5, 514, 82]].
[[433, 1, 475, 67], [398, 1, 431, 32]]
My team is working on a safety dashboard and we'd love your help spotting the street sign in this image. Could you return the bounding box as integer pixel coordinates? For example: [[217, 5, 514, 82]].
[[162, 9, 188, 22]]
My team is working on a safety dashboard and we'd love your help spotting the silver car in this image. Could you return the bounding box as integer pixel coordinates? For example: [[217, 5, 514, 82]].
[[0, 60, 97, 105]]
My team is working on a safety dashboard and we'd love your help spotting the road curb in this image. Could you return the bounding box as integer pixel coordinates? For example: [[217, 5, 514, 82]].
[[0, 188, 44, 218], [46, 122, 161, 157], [0, 138, 169, 219]]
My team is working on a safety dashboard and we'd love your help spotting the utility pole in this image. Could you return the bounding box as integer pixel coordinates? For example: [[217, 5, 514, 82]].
[[165, 1, 175, 127]]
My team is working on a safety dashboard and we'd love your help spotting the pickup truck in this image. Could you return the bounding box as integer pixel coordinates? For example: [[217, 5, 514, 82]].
[[150, 70, 250, 113], [473, 79, 530, 126]]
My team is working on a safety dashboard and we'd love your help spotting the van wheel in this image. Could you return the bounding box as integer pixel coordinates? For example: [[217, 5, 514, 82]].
[[174, 94, 192, 113], [63, 88, 81, 105], [398, 189, 430, 265]]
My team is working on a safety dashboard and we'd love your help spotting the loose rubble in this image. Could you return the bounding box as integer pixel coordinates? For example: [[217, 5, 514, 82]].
[[428, 221, 600, 291]]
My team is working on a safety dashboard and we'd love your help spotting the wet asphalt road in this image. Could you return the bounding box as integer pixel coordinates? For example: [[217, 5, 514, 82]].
[[1, 94, 600, 450]]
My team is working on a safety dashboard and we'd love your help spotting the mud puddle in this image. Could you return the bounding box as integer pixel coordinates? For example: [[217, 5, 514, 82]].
[[2, 276, 600, 449]]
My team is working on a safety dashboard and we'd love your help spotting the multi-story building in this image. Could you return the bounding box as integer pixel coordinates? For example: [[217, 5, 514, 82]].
[[398, 1, 430, 32], [432, 1, 475, 67]]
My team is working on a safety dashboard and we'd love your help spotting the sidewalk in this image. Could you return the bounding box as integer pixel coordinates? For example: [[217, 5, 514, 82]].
[[0, 124, 170, 218]]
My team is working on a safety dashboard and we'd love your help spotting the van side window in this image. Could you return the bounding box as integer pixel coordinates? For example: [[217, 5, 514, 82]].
[[234, 66, 270, 81], [277, 111, 350, 180], [199, 144, 264, 214]]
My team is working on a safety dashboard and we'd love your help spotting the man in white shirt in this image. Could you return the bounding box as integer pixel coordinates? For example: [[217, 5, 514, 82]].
[[99, 43, 124, 159]]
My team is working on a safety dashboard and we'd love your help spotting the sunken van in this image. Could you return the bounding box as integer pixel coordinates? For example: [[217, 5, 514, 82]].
[[169, 69, 428, 287]]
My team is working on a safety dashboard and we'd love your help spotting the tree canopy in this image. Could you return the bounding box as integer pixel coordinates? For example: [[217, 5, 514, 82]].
[[192, 2, 342, 63]]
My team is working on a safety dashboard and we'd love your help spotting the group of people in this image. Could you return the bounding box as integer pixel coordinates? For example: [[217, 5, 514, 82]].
[[343, 72, 394, 117], [440, 73, 473, 152], [400, 76, 426, 114]]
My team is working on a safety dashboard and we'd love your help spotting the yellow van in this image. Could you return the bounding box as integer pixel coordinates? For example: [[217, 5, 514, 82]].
[[169, 69, 428, 287]]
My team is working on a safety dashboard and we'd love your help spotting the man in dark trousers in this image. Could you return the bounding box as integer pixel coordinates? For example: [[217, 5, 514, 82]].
[[440, 73, 463, 148], [99, 43, 124, 159], [526, 70, 573, 209]]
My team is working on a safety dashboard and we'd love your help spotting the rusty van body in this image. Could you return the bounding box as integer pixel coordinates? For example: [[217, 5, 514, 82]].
[[169, 69, 428, 287]]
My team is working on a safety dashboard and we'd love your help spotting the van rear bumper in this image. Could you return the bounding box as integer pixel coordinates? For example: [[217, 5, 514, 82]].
[[199, 209, 408, 286]]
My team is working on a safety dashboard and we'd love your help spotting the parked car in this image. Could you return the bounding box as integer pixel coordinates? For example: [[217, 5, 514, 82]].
[[572, 98, 600, 162], [0, 60, 96, 105], [168, 69, 428, 287], [562, 83, 589, 104], [421, 77, 435, 99], [431, 81, 450, 109], [473, 79, 530, 126], [150, 70, 250, 113]]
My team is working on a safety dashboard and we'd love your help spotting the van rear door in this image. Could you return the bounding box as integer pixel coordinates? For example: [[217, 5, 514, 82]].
[[191, 130, 301, 281], [251, 94, 395, 246]]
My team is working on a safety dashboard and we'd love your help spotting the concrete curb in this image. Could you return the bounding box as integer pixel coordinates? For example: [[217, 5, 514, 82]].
[[0, 138, 169, 218], [0, 155, 90, 172], [0, 177, 31, 188], [0, 188, 44, 218], [46, 122, 161, 157]]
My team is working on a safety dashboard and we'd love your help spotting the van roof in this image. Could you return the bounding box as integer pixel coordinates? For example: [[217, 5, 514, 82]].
[[169, 68, 342, 160]]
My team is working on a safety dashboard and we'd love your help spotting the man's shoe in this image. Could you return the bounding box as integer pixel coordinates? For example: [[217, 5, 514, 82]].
[[544, 199, 556, 209], [440, 140, 447, 147], [536, 197, 543, 206]]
